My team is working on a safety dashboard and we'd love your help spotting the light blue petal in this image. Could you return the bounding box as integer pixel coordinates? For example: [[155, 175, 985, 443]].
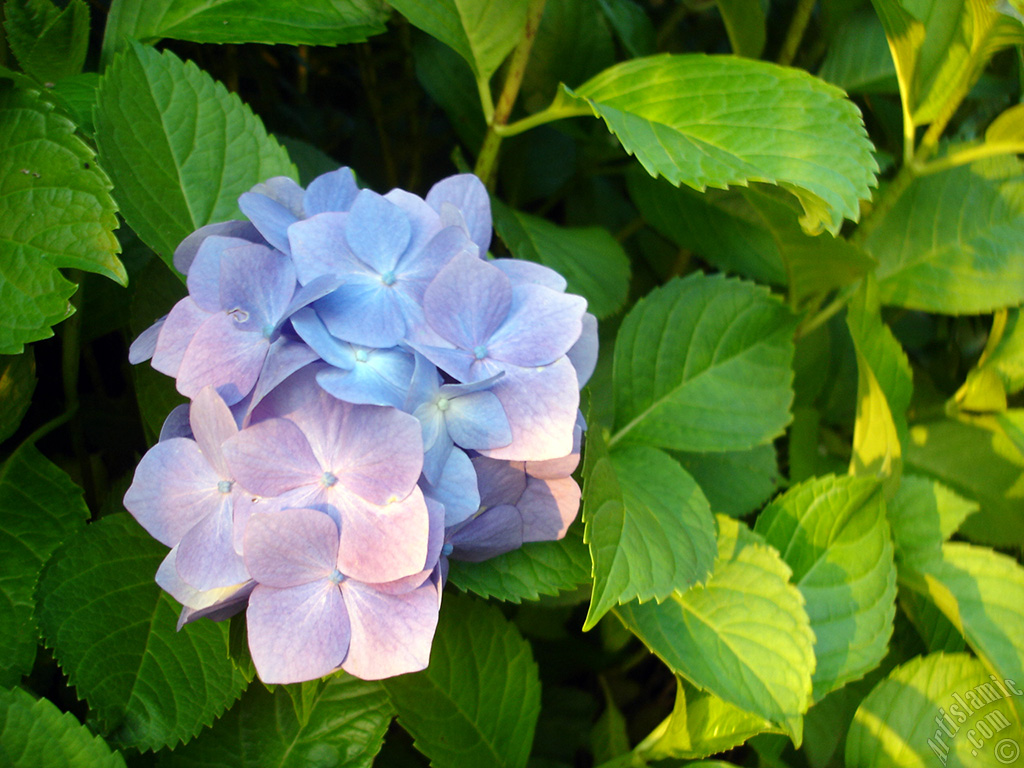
[[345, 190, 411, 273]]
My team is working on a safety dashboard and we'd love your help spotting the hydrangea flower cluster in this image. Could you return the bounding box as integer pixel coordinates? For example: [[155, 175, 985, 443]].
[[124, 168, 596, 684]]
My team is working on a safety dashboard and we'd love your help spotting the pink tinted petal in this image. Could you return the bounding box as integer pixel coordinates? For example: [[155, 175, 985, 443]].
[[524, 424, 582, 479], [479, 358, 579, 461], [340, 578, 439, 680], [244, 508, 338, 588], [248, 581, 350, 684], [124, 438, 222, 546], [129, 317, 163, 364], [156, 546, 250, 610], [175, 499, 249, 590], [177, 313, 270, 405], [304, 167, 358, 215], [567, 312, 598, 389], [425, 174, 492, 255], [520, 476, 580, 543], [174, 221, 260, 275], [449, 505, 524, 562], [223, 416, 320, 497], [488, 283, 586, 368], [423, 252, 511, 350], [190, 386, 237, 478], [335, 488, 431, 583], [345, 190, 411, 273], [152, 298, 208, 378]]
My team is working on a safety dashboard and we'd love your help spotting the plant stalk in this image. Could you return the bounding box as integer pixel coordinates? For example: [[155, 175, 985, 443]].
[[473, 0, 547, 189], [776, 0, 816, 67]]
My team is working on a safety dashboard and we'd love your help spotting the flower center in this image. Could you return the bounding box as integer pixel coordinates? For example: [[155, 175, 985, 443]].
[[217, 479, 233, 494], [261, 323, 275, 338], [436, 397, 450, 412], [380, 270, 397, 286], [321, 471, 338, 487], [354, 349, 369, 363], [473, 345, 488, 360], [329, 568, 345, 584], [441, 542, 454, 556]]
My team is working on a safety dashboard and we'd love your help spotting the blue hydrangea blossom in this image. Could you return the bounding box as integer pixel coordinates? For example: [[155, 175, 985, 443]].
[[125, 168, 594, 684]]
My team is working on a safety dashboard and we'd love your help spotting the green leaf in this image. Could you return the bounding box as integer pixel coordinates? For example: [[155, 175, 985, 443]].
[[865, 156, 1024, 314], [610, 272, 797, 452], [158, 673, 392, 768], [902, 543, 1024, 724], [4, 0, 90, 82], [491, 200, 630, 319], [596, 0, 655, 58], [741, 186, 876, 307], [0, 443, 89, 687], [674, 444, 780, 518], [888, 475, 978, 563], [36, 514, 250, 751], [94, 43, 296, 266], [0, 351, 36, 444], [386, 0, 529, 82], [102, 0, 386, 60], [627, 172, 786, 286], [954, 309, 1024, 412], [583, 442, 716, 630], [905, 419, 1024, 547], [559, 54, 878, 236], [615, 516, 816, 743], [47, 72, 100, 138], [847, 652, 1021, 767], [413, 31, 486, 150], [0, 84, 123, 355], [818, 9, 898, 93], [715, 0, 766, 58], [383, 594, 541, 768], [635, 677, 779, 762], [447, 525, 589, 603], [754, 475, 897, 700], [900, 588, 966, 654], [591, 679, 630, 765], [0, 686, 126, 768]]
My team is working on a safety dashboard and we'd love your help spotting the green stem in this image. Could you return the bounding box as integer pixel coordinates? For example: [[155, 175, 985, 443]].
[[61, 272, 97, 512], [796, 283, 857, 339], [475, 76, 495, 125], [776, 0, 816, 67], [493, 100, 590, 137], [915, 141, 1024, 176], [473, 0, 547, 189]]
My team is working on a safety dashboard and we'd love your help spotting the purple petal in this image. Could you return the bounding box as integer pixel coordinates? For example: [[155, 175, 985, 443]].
[[223, 416, 320, 497], [345, 190, 411, 273], [472, 456, 527, 508], [288, 212, 353, 285], [423, 252, 511, 350], [243, 336, 319, 423], [129, 317, 163, 364], [335, 487, 431, 583], [479, 358, 579, 461], [189, 386, 237, 478], [445, 389, 512, 451], [406, 341, 477, 384], [567, 312, 598, 389], [152, 298, 209, 378], [448, 505, 524, 562], [420, 447, 479, 527], [238, 191, 298, 255], [426, 174, 492, 255], [250, 176, 306, 215], [159, 404, 192, 442], [176, 313, 269, 405], [244, 507, 338, 587], [174, 221, 261, 276], [396, 225, 475, 304], [247, 581, 350, 684], [340, 577, 439, 680], [188, 236, 254, 312], [384, 188, 444, 258], [519, 476, 580, 542], [487, 283, 586, 368], [219, 243, 297, 330], [314, 278, 407, 348], [124, 438, 223, 546], [175, 500, 249, 590], [304, 167, 359, 215]]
